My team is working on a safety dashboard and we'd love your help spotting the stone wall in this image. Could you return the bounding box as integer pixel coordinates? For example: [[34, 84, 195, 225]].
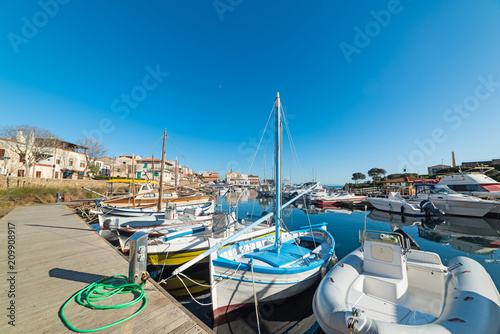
[[0, 175, 107, 189]]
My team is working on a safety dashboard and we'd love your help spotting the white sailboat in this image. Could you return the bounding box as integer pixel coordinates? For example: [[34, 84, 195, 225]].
[[170, 93, 336, 319]]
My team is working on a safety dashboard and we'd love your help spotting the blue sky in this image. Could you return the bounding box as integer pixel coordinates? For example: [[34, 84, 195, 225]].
[[1, 1, 500, 184]]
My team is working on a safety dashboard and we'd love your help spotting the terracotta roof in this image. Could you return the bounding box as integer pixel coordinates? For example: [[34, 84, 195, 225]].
[[381, 176, 420, 184]]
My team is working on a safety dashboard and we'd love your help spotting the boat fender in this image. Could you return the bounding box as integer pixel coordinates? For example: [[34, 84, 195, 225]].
[[400, 205, 405, 214]]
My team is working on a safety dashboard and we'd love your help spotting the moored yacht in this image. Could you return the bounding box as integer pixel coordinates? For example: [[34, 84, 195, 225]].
[[438, 168, 500, 198], [410, 184, 498, 217]]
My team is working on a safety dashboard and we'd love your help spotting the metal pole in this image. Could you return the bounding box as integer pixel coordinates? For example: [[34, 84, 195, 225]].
[[274, 92, 282, 250], [132, 154, 136, 208], [158, 129, 166, 212], [152, 154, 155, 182]]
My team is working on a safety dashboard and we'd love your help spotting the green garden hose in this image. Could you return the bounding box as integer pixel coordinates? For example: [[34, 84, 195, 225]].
[[60, 274, 147, 332]]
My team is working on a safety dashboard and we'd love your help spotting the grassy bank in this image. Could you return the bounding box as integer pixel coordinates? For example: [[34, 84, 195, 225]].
[[0, 186, 105, 218]]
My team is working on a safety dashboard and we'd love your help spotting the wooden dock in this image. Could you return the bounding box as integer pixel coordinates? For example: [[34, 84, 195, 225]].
[[0, 203, 214, 334]]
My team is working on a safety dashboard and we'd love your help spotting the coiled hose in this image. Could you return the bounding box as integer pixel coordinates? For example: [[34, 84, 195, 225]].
[[60, 274, 147, 332]]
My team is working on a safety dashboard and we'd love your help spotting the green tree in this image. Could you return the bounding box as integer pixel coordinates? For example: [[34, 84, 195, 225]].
[[88, 163, 100, 175], [352, 172, 366, 184], [368, 168, 387, 183]]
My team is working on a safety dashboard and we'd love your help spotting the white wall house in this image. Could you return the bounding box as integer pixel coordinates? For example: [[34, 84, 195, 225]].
[[0, 132, 88, 179], [0, 137, 25, 176], [136, 158, 173, 182]]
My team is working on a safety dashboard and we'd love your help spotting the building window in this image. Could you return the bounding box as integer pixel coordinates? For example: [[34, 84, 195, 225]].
[[117, 168, 121, 172], [55, 172, 59, 179], [0, 148, 5, 160], [36, 171, 41, 178], [80, 162, 85, 168], [56, 157, 61, 164], [17, 170, 24, 177], [19, 153, 25, 162], [69, 159, 73, 167]]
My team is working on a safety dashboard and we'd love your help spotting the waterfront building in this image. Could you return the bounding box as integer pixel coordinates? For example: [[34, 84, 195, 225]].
[[136, 157, 173, 181], [197, 171, 220, 183], [427, 164, 451, 175], [0, 132, 87, 179]]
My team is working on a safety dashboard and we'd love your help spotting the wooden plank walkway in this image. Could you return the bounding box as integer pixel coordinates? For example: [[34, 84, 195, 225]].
[[0, 203, 214, 334]]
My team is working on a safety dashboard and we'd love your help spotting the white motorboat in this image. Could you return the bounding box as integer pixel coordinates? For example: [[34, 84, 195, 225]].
[[313, 192, 367, 206], [171, 93, 336, 319], [411, 184, 499, 217], [368, 192, 440, 216], [283, 182, 316, 198], [313, 229, 500, 333], [307, 184, 330, 201], [438, 168, 500, 198]]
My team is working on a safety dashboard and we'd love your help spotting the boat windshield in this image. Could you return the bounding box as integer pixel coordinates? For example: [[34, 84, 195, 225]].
[[363, 230, 402, 246], [416, 184, 459, 195], [430, 186, 459, 195]]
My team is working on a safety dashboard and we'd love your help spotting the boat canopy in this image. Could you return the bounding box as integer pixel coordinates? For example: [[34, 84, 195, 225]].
[[482, 184, 500, 192]]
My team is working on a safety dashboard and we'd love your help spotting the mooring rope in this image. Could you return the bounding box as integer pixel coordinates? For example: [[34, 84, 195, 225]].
[[175, 274, 212, 306], [250, 260, 262, 334]]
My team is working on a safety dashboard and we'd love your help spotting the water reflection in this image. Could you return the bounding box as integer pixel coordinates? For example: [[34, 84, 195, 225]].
[[368, 209, 500, 262], [419, 216, 500, 257]]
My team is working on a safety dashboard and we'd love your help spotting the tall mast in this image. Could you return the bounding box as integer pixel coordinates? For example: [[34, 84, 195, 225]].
[[132, 154, 136, 208], [274, 92, 282, 250], [175, 156, 178, 191], [152, 154, 155, 181], [158, 129, 166, 212]]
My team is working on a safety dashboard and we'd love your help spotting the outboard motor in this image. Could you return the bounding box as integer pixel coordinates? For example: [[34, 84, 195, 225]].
[[420, 200, 443, 216]]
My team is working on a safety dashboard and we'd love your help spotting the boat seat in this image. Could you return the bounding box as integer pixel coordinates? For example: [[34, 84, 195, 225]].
[[244, 243, 311, 267], [361, 239, 408, 302], [406, 251, 445, 272], [347, 288, 436, 325]]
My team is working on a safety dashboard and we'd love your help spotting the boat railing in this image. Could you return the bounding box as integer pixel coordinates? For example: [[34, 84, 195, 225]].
[[350, 187, 381, 195]]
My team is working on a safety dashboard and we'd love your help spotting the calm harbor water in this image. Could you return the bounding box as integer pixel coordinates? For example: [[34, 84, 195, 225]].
[[173, 189, 500, 333]]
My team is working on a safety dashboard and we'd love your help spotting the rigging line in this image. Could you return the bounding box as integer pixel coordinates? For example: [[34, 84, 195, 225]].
[[248, 102, 276, 175], [283, 116, 301, 184], [302, 194, 318, 247], [141, 135, 163, 161], [283, 109, 304, 182], [282, 109, 304, 182], [259, 118, 272, 181], [157, 244, 171, 280], [166, 134, 195, 171]]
